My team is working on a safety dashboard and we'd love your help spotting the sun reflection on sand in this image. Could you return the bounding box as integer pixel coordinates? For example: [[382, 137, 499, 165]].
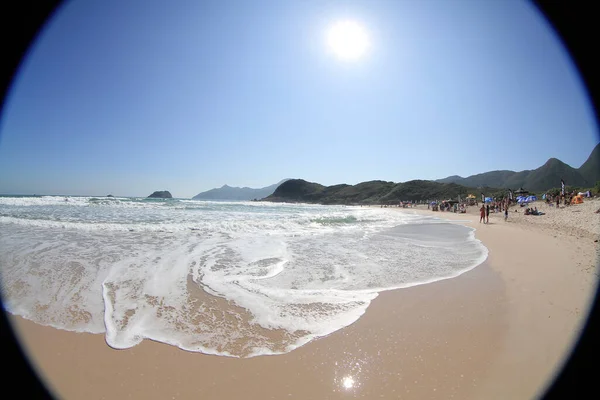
[[333, 354, 367, 392], [342, 375, 355, 389]]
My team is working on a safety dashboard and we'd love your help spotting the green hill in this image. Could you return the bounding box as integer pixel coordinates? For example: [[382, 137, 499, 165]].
[[579, 143, 600, 185], [257, 146, 600, 205], [436, 143, 599, 191], [525, 158, 588, 190], [264, 179, 492, 205]]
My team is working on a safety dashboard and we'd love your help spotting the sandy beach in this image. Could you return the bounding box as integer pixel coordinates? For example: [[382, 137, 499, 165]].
[[5, 198, 600, 399]]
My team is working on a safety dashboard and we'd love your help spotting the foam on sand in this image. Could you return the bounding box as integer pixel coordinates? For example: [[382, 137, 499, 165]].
[[1, 199, 488, 357]]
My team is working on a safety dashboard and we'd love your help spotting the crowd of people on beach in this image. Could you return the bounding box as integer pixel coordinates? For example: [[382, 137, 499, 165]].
[[423, 195, 532, 224], [378, 189, 597, 220], [423, 197, 514, 223], [543, 190, 591, 208]]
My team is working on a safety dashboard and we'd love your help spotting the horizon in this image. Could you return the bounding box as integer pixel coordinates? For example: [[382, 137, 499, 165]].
[[1, 0, 598, 198]]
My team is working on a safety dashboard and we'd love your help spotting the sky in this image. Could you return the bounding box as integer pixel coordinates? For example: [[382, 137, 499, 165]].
[[0, 0, 598, 198]]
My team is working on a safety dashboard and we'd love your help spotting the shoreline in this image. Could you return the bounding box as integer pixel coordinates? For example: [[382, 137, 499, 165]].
[[5, 201, 600, 399]]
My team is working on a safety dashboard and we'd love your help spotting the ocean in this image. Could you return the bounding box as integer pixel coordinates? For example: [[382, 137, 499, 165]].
[[0, 195, 487, 357]]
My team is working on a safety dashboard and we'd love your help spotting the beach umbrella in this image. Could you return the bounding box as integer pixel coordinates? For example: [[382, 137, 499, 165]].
[[485, 197, 492, 203]]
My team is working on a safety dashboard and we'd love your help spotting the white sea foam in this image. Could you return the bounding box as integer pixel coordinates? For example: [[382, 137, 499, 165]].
[[0, 198, 487, 357]]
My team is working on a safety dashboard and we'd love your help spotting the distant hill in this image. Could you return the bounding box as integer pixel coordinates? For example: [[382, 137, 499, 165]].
[[192, 179, 290, 201], [264, 179, 490, 205], [436, 143, 599, 191]]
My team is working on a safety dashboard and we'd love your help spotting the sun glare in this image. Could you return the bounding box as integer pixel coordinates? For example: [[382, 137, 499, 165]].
[[327, 20, 369, 61], [342, 376, 355, 389]]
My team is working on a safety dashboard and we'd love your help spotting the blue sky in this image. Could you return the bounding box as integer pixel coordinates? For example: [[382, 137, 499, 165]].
[[0, 0, 598, 198]]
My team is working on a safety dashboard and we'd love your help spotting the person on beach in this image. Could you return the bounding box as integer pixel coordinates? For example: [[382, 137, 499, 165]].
[[480, 205, 486, 223], [486, 204, 490, 223], [504, 206, 509, 221]]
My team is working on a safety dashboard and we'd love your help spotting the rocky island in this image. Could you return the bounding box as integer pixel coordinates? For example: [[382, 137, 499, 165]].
[[147, 191, 173, 199]]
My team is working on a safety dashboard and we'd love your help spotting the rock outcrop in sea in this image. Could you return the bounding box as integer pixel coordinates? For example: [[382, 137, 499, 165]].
[[147, 191, 173, 199]]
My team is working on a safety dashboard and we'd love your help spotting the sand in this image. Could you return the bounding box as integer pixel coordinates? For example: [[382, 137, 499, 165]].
[[5, 198, 600, 399]]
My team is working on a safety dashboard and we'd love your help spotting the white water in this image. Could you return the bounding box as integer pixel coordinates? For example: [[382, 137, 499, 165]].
[[0, 196, 487, 357]]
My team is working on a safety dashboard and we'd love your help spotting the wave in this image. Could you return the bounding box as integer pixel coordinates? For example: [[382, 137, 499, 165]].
[[0, 201, 488, 357], [311, 215, 359, 225]]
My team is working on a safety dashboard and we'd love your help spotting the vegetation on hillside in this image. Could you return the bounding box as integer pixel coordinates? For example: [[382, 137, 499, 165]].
[[264, 179, 500, 205], [436, 143, 599, 191], [261, 145, 600, 205]]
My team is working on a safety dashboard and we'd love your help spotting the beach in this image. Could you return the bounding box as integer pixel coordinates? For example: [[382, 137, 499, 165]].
[[6, 198, 600, 400]]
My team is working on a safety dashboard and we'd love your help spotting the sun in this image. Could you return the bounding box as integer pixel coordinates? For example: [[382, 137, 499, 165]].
[[326, 20, 370, 61]]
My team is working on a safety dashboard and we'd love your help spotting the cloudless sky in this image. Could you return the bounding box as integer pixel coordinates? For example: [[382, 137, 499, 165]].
[[0, 0, 598, 198]]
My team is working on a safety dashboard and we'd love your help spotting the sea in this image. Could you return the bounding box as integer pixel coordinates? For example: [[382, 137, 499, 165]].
[[0, 195, 488, 358]]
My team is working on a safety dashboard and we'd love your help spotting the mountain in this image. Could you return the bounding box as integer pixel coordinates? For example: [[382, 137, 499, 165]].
[[436, 170, 517, 187], [579, 143, 600, 185], [193, 146, 599, 204], [260, 147, 600, 205], [264, 179, 489, 205], [521, 158, 587, 190], [192, 179, 290, 201], [436, 144, 599, 191]]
